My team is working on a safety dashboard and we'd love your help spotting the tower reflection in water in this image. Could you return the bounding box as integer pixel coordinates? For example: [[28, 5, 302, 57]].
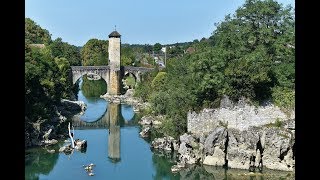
[[72, 102, 135, 163], [107, 103, 121, 163]]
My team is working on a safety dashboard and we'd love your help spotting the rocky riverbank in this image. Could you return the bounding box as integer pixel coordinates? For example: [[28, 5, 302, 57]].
[[139, 96, 295, 173], [25, 99, 87, 148], [100, 89, 150, 112]]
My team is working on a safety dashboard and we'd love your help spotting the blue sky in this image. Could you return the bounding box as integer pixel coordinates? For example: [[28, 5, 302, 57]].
[[25, 0, 294, 46]]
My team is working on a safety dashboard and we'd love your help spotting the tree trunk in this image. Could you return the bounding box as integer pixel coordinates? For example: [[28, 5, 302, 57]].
[[68, 122, 75, 148]]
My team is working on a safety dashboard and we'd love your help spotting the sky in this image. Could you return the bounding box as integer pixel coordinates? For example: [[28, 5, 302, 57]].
[[25, 0, 295, 47]]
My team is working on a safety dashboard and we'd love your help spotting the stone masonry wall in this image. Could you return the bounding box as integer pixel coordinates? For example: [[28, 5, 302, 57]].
[[187, 98, 295, 134], [108, 37, 121, 71], [108, 70, 120, 95]]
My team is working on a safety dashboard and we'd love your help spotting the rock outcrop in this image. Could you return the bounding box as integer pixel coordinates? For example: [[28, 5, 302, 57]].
[[101, 89, 151, 112], [151, 136, 178, 151], [25, 99, 87, 148], [169, 119, 295, 172], [59, 139, 88, 154], [138, 115, 163, 138]]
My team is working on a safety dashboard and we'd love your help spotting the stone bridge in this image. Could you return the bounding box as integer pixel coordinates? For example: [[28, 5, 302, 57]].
[[71, 65, 153, 92]]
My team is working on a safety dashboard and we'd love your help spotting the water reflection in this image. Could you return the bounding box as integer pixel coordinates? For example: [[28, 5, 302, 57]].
[[77, 77, 108, 122], [25, 145, 60, 180], [107, 103, 121, 163], [73, 102, 136, 164]]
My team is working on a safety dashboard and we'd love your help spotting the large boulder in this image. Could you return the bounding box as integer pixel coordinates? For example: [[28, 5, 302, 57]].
[[44, 139, 58, 145], [204, 127, 227, 156], [262, 127, 294, 171], [226, 127, 261, 170], [203, 147, 225, 166], [139, 126, 151, 138], [139, 116, 154, 126]]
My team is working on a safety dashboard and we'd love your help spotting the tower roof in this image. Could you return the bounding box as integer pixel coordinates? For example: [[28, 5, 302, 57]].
[[108, 31, 121, 38]]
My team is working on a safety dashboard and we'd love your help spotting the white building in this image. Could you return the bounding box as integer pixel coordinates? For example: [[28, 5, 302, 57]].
[[161, 47, 166, 53]]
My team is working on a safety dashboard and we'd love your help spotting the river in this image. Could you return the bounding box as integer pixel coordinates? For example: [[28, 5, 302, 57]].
[[25, 77, 294, 180]]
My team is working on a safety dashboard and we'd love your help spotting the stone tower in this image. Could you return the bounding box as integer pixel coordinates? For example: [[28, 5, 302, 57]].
[[108, 30, 121, 95]]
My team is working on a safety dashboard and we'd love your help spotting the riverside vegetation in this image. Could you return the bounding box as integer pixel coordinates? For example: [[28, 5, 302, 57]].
[[134, 0, 295, 173], [134, 0, 294, 139]]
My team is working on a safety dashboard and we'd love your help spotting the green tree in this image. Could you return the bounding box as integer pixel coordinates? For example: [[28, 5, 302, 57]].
[[81, 39, 108, 66], [211, 0, 294, 102], [153, 43, 162, 52], [49, 38, 82, 66], [25, 18, 51, 44], [121, 46, 135, 66], [151, 72, 167, 91], [190, 48, 226, 107]]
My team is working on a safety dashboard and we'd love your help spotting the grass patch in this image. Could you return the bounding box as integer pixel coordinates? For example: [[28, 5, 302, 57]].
[[125, 76, 136, 88], [218, 120, 228, 128], [265, 118, 283, 128]]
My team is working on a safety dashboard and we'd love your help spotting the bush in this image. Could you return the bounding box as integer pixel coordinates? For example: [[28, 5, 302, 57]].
[[272, 86, 295, 109], [151, 72, 167, 91]]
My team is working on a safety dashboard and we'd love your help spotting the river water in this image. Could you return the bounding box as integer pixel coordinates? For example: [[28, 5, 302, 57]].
[[25, 77, 294, 180]]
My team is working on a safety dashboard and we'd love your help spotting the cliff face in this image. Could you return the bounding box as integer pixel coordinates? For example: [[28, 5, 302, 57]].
[[167, 119, 294, 172], [206, 121, 294, 171]]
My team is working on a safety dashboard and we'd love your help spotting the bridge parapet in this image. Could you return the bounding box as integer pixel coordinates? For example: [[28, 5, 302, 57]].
[[71, 66, 153, 72], [71, 66, 110, 72], [70, 65, 154, 86], [123, 66, 154, 73]]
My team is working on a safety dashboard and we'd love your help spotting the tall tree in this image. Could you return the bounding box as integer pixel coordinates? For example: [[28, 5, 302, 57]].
[[153, 43, 162, 52], [25, 18, 51, 44], [81, 39, 109, 66], [211, 0, 295, 102], [49, 38, 82, 66]]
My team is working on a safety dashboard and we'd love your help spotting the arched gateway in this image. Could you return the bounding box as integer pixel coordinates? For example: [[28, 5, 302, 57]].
[[71, 30, 153, 95]]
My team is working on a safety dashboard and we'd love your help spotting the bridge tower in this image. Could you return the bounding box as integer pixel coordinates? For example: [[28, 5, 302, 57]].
[[108, 30, 121, 95]]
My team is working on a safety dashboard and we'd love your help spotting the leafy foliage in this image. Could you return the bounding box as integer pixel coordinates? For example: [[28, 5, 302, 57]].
[[153, 43, 162, 52], [271, 86, 295, 109], [49, 38, 82, 66], [81, 39, 108, 66], [25, 18, 78, 123], [121, 46, 135, 66], [25, 45, 70, 121], [151, 72, 167, 91], [25, 18, 51, 44]]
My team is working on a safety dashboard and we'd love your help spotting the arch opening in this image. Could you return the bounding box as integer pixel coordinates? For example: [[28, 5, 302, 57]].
[[122, 72, 137, 90]]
